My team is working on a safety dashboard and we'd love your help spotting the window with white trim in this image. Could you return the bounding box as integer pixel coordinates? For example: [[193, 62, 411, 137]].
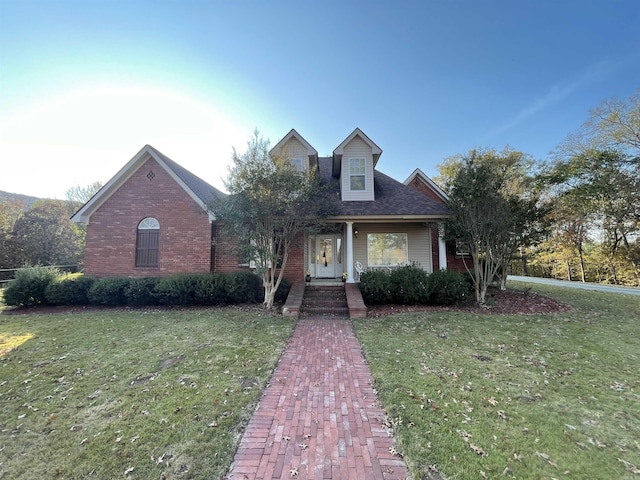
[[367, 233, 408, 267], [136, 217, 159, 267], [349, 158, 366, 191]]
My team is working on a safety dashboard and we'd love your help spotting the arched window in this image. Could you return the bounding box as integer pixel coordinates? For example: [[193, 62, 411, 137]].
[[136, 217, 159, 267]]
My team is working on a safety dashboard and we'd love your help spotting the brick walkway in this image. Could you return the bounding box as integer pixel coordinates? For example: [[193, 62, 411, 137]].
[[226, 317, 408, 479]]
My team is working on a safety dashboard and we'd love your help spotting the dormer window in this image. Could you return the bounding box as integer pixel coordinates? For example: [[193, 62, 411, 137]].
[[291, 157, 304, 171], [349, 158, 366, 191]]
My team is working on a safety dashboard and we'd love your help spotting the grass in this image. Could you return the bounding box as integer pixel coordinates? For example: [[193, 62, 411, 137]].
[[354, 283, 640, 480], [0, 305, 295, 479]]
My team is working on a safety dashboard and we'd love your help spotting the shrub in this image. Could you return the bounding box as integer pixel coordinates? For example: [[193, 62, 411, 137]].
[[389, 264, 431, 304], [45, 273, 95, 305], [3, 266, 60, 307], [428, 269, 471, 305], [358, 270, 392, 305], [155, 274, 199, 306], [274, 278, 291, 304], [88, 278, 131, 306], [155, 273, 232, 306], [193, 274, 229, 305], [226, 271, 261, 303], [125, 277, 160, 306]]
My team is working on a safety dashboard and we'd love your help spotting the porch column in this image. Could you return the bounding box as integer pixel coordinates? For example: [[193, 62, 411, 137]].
[[438, 222, 447, 270], [346, 221, 355, 282]]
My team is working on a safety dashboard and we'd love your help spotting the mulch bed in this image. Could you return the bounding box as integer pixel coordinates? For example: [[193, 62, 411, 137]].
[[366, 287, 572, 317]]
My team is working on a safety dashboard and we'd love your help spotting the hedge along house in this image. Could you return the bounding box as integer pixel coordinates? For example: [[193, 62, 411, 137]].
[[71, 128, 462, 282]]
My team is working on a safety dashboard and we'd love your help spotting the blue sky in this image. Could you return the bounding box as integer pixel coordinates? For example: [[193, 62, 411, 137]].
[[1, 0, 639, 198]]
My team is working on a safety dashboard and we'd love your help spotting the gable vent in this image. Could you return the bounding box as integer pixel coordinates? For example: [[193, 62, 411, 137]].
[[146, 170, 156, 181]]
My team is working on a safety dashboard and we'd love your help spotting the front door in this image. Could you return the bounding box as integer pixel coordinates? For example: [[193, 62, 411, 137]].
[[315, 236, 342, 278]]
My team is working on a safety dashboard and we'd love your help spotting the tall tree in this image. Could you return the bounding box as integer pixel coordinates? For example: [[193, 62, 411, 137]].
[[442, 148, 547, 303], [557, 88, 640, 161], [0, 199, 27, 268], [542, 149, 640, 285], [11, 199, 84, 266], [209, 131, 334, 309]]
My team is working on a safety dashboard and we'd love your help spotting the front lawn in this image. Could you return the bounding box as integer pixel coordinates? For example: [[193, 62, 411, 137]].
[[354, 283, 640, 479], [0, 307, 295, 479]]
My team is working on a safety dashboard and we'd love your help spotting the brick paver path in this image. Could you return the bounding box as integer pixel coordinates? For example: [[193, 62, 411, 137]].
[[226, 317, 408, 479]]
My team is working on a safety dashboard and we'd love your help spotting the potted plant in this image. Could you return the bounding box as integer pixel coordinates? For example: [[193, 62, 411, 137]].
[[342, 272, 348, 282], [305, 270, 311, 282]]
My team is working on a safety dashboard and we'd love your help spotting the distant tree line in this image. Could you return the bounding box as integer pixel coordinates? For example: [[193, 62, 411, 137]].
[[439, 88, 640, 297], [0, 182, 101, 270]]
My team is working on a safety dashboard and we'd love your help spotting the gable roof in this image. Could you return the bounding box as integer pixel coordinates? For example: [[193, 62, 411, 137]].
[[332, 128, 383, 177], [404, 168, 449, 203], [71, 145, 225, 224], [318, 157, 449, 220], [270, 128, 318, 160]]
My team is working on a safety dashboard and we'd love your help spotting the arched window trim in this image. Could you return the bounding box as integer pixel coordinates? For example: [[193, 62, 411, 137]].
[[138, 217, 160, 229], [136, 217, 159, 267]]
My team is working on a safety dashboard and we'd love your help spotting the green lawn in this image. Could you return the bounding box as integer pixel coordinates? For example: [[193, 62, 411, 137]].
[[354, 283, 640, 480], [2, 285, 639, 480], [0, 306, 295, 479]]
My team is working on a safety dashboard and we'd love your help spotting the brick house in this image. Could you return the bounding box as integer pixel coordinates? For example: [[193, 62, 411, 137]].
[[71, 128, 464, 281]]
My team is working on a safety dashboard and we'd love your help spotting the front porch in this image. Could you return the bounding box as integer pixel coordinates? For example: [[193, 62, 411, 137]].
[[305, 221, 448, 284]]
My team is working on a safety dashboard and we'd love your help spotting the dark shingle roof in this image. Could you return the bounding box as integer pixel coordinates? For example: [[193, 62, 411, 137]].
[[147, 145, 226, 203], [317, 157, 449, 217]]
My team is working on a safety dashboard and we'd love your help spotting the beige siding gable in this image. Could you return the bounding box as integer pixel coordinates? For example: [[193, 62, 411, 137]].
[[341, 136, 375, 201], [279, 137, 310, 172]]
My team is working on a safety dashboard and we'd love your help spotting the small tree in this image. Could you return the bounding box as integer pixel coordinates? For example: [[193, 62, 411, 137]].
[[209, 131, 333, 309], [444, 149, 547, 303]]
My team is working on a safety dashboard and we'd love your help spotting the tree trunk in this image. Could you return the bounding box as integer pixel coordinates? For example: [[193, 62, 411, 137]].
[[577, 244, 586, 283]]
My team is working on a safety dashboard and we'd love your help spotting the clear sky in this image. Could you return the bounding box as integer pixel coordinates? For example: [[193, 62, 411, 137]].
[[1, 0, 639, 199]]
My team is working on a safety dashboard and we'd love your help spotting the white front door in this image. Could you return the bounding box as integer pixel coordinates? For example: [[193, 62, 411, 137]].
[[314, 236, 342, 278]]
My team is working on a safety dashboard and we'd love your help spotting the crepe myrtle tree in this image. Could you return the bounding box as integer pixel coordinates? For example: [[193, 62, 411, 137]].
[[209, 130, 335, 309], [443, 148, 548, 303]]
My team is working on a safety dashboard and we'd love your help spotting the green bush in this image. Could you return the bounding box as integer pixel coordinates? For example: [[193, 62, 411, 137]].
[[125, 277, 160, 306], [88, 278, 131, 306], [193, 274, 230, 305], [226, 271, 261, 303], [155, 274, 199, 305], [274, 277, 291, 304], [358, 270, 392, 305], [45, 273, 95, 305], [428, 269, 471, 305], [155, 273, 232, 306], [3, 266, 60, 307], [389, 264, 431, 304]]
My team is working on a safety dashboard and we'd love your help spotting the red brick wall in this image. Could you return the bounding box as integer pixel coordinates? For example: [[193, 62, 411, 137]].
[[211, 227, 305, 282], [83, 158, 213, 278], [408, 177, 445, 204]]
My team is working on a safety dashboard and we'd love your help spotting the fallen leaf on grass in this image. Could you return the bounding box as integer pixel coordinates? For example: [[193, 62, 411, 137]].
[[535, 451, 557, 468], [617, 457, 640, 474], [469, 444, 488, 457]]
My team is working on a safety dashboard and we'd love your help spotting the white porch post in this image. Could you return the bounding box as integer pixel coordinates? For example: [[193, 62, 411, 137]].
[[438, 222, 447, 270], [346, 221, 355, 282]]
